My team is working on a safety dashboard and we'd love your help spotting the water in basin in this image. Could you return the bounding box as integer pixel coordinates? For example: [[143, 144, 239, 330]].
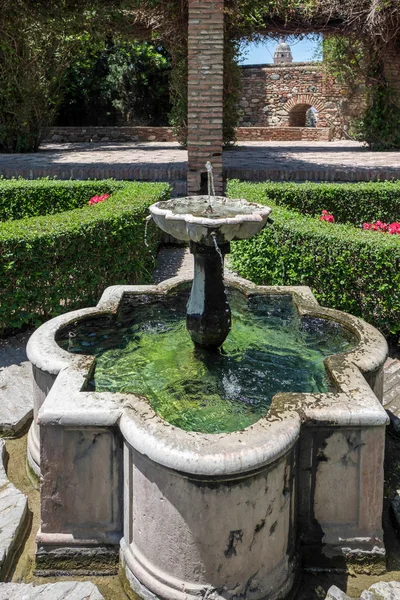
[[57, 292, 357, 434]]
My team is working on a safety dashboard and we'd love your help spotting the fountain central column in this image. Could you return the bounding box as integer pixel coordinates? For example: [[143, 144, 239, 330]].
[[187, 240, 231, 348]]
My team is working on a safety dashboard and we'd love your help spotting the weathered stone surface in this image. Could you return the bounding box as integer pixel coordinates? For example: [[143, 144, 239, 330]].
[[0, 440, 28, 579], [0, 362, 33, 435], [363, 581, 400, 599], [0, 581, 104, 599], [324, 586, 351, 600]]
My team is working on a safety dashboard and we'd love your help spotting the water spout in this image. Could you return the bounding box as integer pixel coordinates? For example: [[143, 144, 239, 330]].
[[211, 233, 224, 272], [205, 161, 215, 203]]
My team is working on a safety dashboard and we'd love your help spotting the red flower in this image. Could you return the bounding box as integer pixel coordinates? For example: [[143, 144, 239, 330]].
[[88, 193, 110, 206], [320, 209, 335, 223], [388, 222, 400, 234], [363, 221, 388, 232]]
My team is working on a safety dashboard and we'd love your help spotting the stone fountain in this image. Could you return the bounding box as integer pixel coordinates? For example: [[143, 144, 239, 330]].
[[27, 172, 388, 599]]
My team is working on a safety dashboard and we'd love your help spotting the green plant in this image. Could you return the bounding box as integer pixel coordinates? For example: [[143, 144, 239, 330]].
[[0, 178, 123, 221], [245, 180, 400, 225], [227, 181, 400, 336], [361, 79, 400, 150], [57, 39, 172, 127], [0, 180, 169, 334]]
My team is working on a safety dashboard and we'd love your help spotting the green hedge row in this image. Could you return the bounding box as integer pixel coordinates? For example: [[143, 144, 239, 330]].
[[0, 180, 169, 333], [251, 180, 400, 225], [0, 178, 125, 221], [228, 181, 400, 336]]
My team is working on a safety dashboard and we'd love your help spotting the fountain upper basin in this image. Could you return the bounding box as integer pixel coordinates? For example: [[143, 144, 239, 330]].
[[149, 196, 272, 244]]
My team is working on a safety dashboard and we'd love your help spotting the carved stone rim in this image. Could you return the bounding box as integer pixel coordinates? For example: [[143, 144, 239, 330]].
[[30, 276, 389, 477], [149, 196, 272, 227]]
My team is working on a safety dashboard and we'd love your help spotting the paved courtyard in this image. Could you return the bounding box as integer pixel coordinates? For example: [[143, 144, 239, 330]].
[[1, 141, 400, 194]]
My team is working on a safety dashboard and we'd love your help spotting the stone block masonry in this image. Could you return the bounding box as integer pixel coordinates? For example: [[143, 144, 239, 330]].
[[187, 0, 224, 195], [238, 63, 365, 139], [44, 126, 175, 144]]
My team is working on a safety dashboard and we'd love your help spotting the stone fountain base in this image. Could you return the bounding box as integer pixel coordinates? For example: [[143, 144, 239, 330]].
[[27, 276, 388, 599]]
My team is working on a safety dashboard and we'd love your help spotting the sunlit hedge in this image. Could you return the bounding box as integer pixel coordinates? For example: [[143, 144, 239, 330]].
[[228, 180, 400, 336], [0, 180, 169, 333]]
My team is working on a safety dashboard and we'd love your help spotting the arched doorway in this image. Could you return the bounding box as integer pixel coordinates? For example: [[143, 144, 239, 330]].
[[289, 103, 318, 127]]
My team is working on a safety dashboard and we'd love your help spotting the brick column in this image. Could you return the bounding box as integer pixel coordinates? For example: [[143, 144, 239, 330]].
[[187, 0, 224, 195]]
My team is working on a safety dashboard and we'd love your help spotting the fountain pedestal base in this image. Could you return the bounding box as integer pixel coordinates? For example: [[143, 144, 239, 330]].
[[187, 241, 231, 348]]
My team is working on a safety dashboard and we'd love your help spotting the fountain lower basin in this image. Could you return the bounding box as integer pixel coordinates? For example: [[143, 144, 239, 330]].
[[27, 276, 389, 599]]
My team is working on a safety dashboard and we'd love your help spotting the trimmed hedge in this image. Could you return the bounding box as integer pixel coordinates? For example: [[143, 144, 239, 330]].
[[228, 181, 400, 336], [254, 180, 400, 225], [0, 180, 169, 333], [0, 178, 124, 221]]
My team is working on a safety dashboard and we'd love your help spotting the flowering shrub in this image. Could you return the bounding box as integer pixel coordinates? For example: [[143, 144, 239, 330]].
[[0, 181, 169, 333], [319, 211, 400, 235], [228, 181, 400, 337], [88, 194, 110, 205], [320, 209, 335, 223], [363, 221, 388, 232], [389, 222, 400, 235], [363, 221, 400, 234]]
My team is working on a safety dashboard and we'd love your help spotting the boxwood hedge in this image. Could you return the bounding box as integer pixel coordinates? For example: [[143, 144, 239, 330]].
[[228, 181, 400, 336], [254, 180, 400, 225], [0, 180, 169, 334], [0, 178, 125, 221]]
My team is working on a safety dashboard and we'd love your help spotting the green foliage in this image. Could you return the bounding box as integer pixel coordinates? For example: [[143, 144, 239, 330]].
[[168, 46, 188, 145], [322, 35, 365, 88], [0, 180, 169, 333], [228, 181, 400, 335], [247, 180, 400, 225], [360, 79, 400, 150], [321, 37, 400, 149], [57, 39, 172, 127], [0, 5, 99, 152], [0, 179, 123, 221], [223, 38, 242, 147]]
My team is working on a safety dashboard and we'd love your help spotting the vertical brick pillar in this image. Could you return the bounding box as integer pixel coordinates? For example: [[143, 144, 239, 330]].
[[187, 0, 224, 195]]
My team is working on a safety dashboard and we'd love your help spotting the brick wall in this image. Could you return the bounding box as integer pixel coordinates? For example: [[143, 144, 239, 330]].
[[187, 0, 224, 195], [238, 62, 365, 139], [236, 127, 331, 141], [384, 46, 400, 107]]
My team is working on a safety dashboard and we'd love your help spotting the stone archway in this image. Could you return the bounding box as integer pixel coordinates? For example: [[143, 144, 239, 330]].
[[284, 95, 327, 127]]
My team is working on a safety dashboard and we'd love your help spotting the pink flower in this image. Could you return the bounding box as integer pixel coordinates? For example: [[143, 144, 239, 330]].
[[88, 193, 110, 206], [388, 222, 400, 234], [363, 221, 388, 232], [320, 210, 335, 223], [374, 220, 388, 231]]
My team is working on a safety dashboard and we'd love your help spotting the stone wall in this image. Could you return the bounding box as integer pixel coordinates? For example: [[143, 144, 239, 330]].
[[45, 126, 175, 144], [45, 125, 332, 144], [238, 62, 365, 139]]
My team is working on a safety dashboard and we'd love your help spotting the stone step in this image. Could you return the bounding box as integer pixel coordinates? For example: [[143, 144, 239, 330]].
[[0, 441, 29, 580], [0, 582, 104, 599], [0, 363, 33, 436], [325, 581, 400, 600], [383, 358, 400, 411]]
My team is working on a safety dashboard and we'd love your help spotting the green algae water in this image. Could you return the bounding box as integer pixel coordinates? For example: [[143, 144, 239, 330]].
[[58, 292, 357, 434]]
